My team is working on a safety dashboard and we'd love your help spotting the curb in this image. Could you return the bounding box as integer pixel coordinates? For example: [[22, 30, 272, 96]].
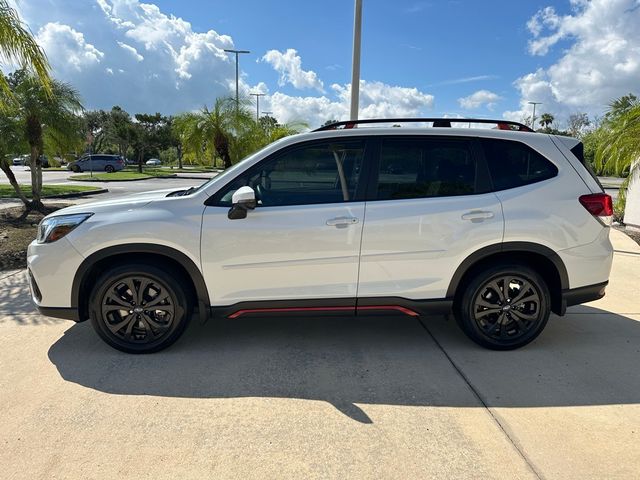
[[174, 175, 214, 180], [43, 188, 109, 199], [68, 174, 177, 182]]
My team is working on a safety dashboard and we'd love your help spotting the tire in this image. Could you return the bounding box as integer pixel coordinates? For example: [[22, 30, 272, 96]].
[[454, 264, 550, 350], [89, 263, 192, 353], [72, 165, 81, 173], [105, 165, 115, 173]]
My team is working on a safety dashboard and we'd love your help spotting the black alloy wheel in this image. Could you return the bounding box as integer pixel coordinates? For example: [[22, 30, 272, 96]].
[[456, 264, 550, 350], [90, 264, 191, 353]]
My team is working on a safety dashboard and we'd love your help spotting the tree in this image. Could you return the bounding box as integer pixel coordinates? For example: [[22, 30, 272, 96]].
[[0, 109, 30, 205], [607, 93, 638, 119], [567, 113, 590, 138], [3, 69, 83, 212], [132, 113, 172, 172], [595, 101, 640, 178], [0, 0, 51, 104], [539, 113, 554, 130]]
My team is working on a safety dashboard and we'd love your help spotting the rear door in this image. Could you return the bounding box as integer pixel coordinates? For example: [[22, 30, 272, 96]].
[[201, 138, 370, 307], [358, 136, 504, 301]]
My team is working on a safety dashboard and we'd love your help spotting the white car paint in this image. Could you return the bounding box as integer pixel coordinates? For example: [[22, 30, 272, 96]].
[[27, 126, 613, 318]]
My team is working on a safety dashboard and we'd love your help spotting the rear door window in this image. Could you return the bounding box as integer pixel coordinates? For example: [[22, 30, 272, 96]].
[[374, 138, 479, 200], [481, 138, 558, 191]]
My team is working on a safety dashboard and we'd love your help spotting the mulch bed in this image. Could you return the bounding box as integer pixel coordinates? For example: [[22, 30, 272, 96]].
[[0, 204, 69, 270]]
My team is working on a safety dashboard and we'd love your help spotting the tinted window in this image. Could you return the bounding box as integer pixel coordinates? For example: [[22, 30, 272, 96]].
[[481, 138, 558, 191], [215, 141, 365, 207], [375, 138, 478, 200]]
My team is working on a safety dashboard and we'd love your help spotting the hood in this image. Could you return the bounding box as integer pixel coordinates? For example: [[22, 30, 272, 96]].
[[48, 188, 188, 217]]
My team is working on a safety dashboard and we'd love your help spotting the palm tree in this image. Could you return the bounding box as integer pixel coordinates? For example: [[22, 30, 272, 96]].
[[595, 103, 640, 177], [539, 113, 554, 130], [0, 0, 51, 104], [4, 69, 83, 212]]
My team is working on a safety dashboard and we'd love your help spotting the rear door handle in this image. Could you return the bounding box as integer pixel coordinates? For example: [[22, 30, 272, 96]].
[[326, 216, 359, 227], [461, 210, 494, 221]]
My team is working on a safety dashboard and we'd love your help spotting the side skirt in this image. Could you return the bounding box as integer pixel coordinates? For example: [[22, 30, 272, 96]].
[[211, 297, 453, 319]]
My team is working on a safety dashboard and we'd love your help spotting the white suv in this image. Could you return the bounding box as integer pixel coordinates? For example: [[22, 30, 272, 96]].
[[27, 118, 613, 353]]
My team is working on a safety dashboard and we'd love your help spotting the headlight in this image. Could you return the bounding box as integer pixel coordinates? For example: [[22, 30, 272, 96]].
[[37, 213, 93, 244]]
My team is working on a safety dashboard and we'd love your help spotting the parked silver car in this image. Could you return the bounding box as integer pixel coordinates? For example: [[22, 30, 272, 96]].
[[68, 154, 125, 173]]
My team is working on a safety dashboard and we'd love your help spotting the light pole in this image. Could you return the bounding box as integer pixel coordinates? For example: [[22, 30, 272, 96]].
[[528, 101, 542, 129], [224, 48, 250, 107], [250, 92, 265, 122], [350, 0, 363, 121]]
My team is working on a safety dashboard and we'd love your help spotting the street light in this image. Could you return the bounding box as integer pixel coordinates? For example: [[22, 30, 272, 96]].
[[350, 0, 363, 121], [528, 101, 542, 129], [250, 92, 265, 122], [224, 48, 250, 106]]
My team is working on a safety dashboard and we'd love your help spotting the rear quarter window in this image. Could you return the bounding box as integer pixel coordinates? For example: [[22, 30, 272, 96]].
[[481, 138, 558, 191]]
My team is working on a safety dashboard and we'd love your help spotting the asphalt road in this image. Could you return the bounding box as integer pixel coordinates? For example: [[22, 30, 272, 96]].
[[0, 229, 639, 479]]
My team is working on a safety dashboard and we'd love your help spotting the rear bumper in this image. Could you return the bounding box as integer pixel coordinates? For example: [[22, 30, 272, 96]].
[[560, 281, 608, 314]]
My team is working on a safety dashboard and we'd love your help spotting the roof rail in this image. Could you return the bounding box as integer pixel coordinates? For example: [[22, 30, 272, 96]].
[[314, 118, 534, 132]]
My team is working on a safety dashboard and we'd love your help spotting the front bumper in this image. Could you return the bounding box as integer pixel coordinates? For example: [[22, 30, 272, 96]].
[[27, 237, 85, 314]]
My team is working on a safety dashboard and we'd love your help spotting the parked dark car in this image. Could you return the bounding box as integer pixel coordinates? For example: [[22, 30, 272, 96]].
[[68, 154, 125, 173]]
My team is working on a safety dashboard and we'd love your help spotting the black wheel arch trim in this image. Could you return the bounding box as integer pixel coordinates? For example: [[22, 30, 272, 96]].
[[446, 241, 569, 299], [71, 243, 210, 321]]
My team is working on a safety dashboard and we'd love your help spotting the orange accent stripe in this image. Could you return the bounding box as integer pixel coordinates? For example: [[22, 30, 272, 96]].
[[357, 305, 420, 316], [228, 306, 354, 319], [227, 305, 420, 319]]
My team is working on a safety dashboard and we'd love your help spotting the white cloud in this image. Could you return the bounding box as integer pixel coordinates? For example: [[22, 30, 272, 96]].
[[20, 0, 237, 113], [17, 0, 435, 126], [117, 42, 143, 62], [261, 49, 324, 92], [505, 0, 640, 124], [264, 80, 434, 128], [458, 90, 502, 109], [36, 22, 104, 72]]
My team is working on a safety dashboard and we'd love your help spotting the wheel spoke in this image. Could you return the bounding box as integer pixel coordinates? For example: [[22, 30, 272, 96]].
[[106, 294, 131, 308], [488, 280, 505, 302], [476, 308, 502, 318], [476, 298, 499, 309], [107, 313, 136, 335], [485, 313, 504, 335], [145, 294, 170, 308], [510, 312, 529, 332], [151, 305, 175, 316], [139, 315, 159, 340], [136, 278, 151, 305], [511, 310, 538, 321], [511, 281, 537, 304]]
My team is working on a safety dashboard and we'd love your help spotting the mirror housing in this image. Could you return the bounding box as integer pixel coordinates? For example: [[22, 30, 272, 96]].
[[228, 186, 256, 220]]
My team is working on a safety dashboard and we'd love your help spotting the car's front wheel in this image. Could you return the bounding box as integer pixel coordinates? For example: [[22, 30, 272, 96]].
[[89, 264, 192, 353], [455, 264, 550, 350]]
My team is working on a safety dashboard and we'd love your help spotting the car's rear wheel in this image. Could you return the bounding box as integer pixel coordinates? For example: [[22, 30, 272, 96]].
[[89, 264, 191, 353], [105, 165, 115, 173], [455, 264, 550, 350]]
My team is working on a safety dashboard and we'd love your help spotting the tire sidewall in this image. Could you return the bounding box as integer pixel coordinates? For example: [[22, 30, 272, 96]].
[[89, 264, 191, 353], [459, 265, 551, 350]]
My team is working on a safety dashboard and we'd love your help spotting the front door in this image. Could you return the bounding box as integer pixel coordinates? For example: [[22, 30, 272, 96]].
[[201, 139, 368, 307]]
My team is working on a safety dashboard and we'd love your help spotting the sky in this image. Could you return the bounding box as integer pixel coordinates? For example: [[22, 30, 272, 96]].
[[8, 0, 640, 128]]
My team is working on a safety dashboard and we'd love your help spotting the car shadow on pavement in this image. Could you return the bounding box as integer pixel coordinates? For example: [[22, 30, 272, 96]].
[[48, 306, 640, 423]]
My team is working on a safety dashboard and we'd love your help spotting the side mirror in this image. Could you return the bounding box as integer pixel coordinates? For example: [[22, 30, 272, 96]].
[[228, 186, 257, 220]]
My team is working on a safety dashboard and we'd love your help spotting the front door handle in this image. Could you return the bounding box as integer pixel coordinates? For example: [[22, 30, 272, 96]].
[[461, 210, 494, 222], [326, 216, 359, 227]]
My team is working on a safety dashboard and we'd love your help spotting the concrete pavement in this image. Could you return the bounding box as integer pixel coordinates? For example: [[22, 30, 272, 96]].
[[0, 230, 638, 479]]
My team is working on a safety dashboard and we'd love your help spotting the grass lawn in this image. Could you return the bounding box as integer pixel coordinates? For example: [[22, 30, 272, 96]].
[[69, 170, 176, 181], [0, 184, 103, 198]]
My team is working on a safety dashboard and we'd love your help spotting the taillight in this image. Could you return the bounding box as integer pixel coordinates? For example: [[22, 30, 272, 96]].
[[579, 193, 613, 225]]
